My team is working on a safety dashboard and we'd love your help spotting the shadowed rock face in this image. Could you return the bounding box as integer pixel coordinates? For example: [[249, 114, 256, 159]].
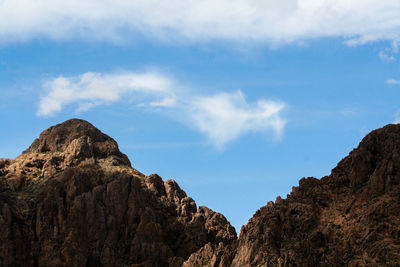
[[0, 119, 236, 266], [2, 120, 400, 267], [184, 124, 400, 267]]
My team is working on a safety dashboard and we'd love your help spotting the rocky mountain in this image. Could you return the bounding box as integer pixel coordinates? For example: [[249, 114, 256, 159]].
[[184, 124, 400, 266], [1, 119, 400, 266], [0, 119, 236, 266]]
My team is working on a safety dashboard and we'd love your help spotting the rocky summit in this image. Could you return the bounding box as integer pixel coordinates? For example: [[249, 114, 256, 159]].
[[1, 119, 400, 266], [185, 124, 400, 267], [0, 119, 236, 266]]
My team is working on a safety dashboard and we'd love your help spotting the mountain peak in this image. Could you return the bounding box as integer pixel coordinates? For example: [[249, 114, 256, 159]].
[[23, 118, 130, 169], [356, 123, 400, 156], [0, 119, 236, 266], [332, 123, 400, 193], [26, 119, 110, 153]]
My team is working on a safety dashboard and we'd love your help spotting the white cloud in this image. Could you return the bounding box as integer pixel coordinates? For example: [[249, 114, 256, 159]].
[[379, 51, 396, 62], [37, 71, 286, 147], [379, 41, 399, 62], [37, 71, 174, 117], [1, 0, 400, 45], [150, 97, 177, 107], [187, 91, 285, 148], [386, 79, 400, 85]]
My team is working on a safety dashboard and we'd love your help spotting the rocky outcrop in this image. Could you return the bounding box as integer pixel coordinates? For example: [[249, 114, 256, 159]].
[[24, 118, 131, 167], [184, 124, 400, 266], [2, 119, 400, 266], [0, 119, 236, 266]]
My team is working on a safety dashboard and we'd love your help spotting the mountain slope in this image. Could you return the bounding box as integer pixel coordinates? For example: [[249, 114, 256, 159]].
[[0, 119, 236, 266], [184, 124, 400, 266], [2, 120, 400, 266]]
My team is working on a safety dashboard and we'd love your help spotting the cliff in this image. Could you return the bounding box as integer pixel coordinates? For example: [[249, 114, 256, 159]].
[[184, 124, 400, 266], [2, 119, 400, 266], [0, 119, 236, 266]]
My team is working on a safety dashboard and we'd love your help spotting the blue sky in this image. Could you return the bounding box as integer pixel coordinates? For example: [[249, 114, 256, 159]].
[[1, 0, 400, 231]]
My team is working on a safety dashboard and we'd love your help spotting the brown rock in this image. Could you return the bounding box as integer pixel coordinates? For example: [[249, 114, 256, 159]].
[[3, 120, 400, 266], [0, 119, 236, 266], [24, 118, 131, 167], [183, 124, 400, 266]]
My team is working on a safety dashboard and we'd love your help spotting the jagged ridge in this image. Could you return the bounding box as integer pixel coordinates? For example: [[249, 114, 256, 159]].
[[0, 119, 236, 266], [184, 124, 400, 266], [2, 120, 400, 266]]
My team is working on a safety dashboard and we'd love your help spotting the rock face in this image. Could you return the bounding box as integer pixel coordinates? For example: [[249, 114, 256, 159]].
[[0, 119, 236, 266], [2, 120, 400, 267], [184, 124, 400, 266]]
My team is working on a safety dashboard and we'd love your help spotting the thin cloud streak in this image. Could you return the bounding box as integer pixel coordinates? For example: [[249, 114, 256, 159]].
[[37, 71, 286, 147], [386, 79, 400, 85], [394, 110, 400, 124], [1, 0, 400, 45], [121, 141, 203, 150]]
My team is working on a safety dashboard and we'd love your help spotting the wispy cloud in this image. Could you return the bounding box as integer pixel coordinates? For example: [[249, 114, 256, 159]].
[[37, 71, 174, 117], [150, 97, 177, 107], [340, 107, 359, 117], [394, 110, 400, 124], [187, 91, 285, 148], [379, 41, 399, 62], [1, 1, 400, 45], [386, 79, 400, 85], [121, 141, 203, 150], [379, 51, 396, 62], [37, 71, 286, 148]]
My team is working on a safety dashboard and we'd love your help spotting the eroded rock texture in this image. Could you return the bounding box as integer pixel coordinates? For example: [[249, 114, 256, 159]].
[[184, 124, 400, 266], [2, 119, 400, 267], [0, 119, 236, 266]]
